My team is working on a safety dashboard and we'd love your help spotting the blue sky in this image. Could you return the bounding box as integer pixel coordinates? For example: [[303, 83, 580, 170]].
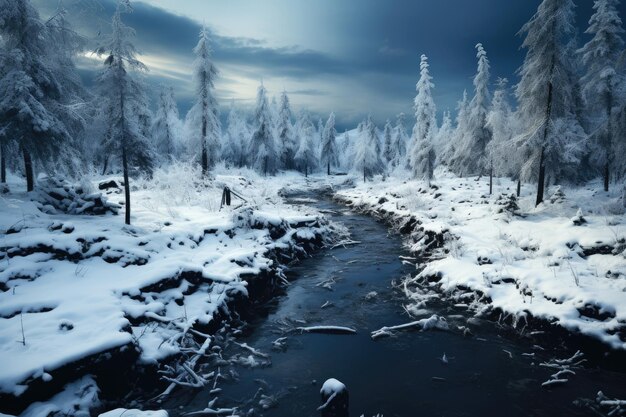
[[34, 0, 625, 130]]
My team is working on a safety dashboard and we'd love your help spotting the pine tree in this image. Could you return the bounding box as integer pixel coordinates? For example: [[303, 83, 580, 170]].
[[516, 0, 586, 205], [451, 44, 491, 176], [277, 90, 296, 170], [442, 90, 469, 170], [0, 0, 76, 191], [486, 78, 516, 179], [95, 0, 156, 225], [152, 86, 181, 161], [410, 54, 437, 182], [222, 101, 248, 167], [434, 110, 453, 163], [189, 26, 220, 177], [391, 113, 409, 167], [579, 0, 625, 191], [249, 84, 278, 175], [320, 112, 338, 175], [354, 116, 383, 182], [295, 112, 317, 177], [382, 119, 394, 164]]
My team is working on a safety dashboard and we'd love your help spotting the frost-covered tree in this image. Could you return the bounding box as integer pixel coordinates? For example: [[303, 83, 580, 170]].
[[516, 0, 586, 205], [391, 113, 409, 167], [295, 112, 317, 177], [277, 90, 296, 170], [579, 0, 625, 191], [382, 119, 394, 164], [486, 78, 516, 179], [249, 84, 278, 175], [434, 110, 453, 163], [442, 91, 469, 170], [450, 44, 491, 176], [320, 112, 338, 175], [152, 86, 181, 161], [410, 54, 437, 181], [188, 26, 220, 177], [45, 1, 89, 148], [0, 0, 77, 191], [95, 0, 156, 224], [222, 101, 248, 167], [354, 116, 383, 182]]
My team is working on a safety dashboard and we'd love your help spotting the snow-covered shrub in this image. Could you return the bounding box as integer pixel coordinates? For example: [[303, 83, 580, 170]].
[[34, 176, 120, 215]]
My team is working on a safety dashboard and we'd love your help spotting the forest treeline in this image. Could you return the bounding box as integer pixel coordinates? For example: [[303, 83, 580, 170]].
[[1, 0, 626, 225]]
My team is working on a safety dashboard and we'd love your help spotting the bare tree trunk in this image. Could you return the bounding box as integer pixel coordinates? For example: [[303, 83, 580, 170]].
[[604, 160, 609, 193], [119, 66, 131, 225], [22, 147, 34, 192], [201, 110, 208, 177], [516, 178, 521, 197], [101, 155, 109, 176], [489, 161, 493, 195], [1, 142, 6, 183], [327, 161, 330, 176], [536, 147, 546, 206], [536, 79, 554, 206], [604, 89, 613, 192], [363, 168, 366, 183], [122, 145, 131, 225]]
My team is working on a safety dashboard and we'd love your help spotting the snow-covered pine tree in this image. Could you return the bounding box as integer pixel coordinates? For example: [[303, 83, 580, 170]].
[[354, 116, 384, 182], [95, 0, 156, 225], [277, 90, 296, 170], [391, 113, 409, 167], [0, 0, 76, 191], [222, 101, 248, 167], [45, 1, 89, 154], [486, 78, 515, 180], [317, 117, 324, 153], [516, 0, 586, 205], [410, 54, 437, 182], [189, 26, 220, 177], [320, 112, 339, 175], [434, 110, 453, 163], [249, 84, 278, 175], [441, 90, 469, 170], [382, 119, 394, 164], [295, 112, 317, 177], [451, 44, 492, 176], [152, 86, 181, 161], [579, 0, 625, 191]]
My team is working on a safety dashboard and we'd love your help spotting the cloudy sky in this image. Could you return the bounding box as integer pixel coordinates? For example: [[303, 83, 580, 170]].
[[34, 0, 625, 130]]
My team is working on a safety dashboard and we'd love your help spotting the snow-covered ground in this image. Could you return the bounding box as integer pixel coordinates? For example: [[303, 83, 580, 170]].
[[0, 165, 339, 414], [335, 168, 626, 350], [3, 165, 626, 416]]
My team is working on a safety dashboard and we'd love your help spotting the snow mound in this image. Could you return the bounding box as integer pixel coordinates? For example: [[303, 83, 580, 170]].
[[34, 177, 120, 216]]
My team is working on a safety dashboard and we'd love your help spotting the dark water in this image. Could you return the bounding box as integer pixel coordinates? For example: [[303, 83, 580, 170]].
[[167, 197, 626, 417]]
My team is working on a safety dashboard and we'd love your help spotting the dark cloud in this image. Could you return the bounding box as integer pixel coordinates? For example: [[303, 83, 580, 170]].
[[32, 0, 626, 132]]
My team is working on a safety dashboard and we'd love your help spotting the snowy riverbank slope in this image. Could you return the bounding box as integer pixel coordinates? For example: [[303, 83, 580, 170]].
[[335, 168, 626, 350], [0, 166, 337, 413]]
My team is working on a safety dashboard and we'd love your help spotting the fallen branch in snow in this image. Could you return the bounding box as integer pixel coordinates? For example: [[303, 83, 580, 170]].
[[540, 350, 584, 388], [271, 337, 287, 350], [541, 378, 568, 387], [330, 239, 361, 249], [234, 342, 269, 358], [597, 391, 626, 416], [371, 314, 448, 340], [296, 326, 357, 335], [182, 407, 239, 416]]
